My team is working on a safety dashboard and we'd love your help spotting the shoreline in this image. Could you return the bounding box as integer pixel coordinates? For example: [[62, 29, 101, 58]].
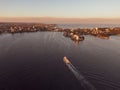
[[0, 22, 120, 41]]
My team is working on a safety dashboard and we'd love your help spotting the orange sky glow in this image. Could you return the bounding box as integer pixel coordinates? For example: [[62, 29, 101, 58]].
[[0, 17, 120, 24]]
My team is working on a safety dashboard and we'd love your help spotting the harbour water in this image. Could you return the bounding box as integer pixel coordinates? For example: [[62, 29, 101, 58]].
[[58, 24, 120, 28], [0, 27, 120, 89]]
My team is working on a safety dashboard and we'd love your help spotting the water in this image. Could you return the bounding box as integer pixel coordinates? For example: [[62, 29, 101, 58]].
[[0, 32, 120, 90], [57, 24, 120, 28]]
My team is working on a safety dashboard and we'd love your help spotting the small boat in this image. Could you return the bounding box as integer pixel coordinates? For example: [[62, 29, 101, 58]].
[[63, 56, 96, 90]]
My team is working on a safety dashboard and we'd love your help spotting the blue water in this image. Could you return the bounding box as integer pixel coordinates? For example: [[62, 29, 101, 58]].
[[0, 31, 120, 90]]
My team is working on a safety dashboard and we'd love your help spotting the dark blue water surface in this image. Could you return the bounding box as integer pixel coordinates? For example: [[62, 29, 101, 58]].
[[0, 32, 120, 90]]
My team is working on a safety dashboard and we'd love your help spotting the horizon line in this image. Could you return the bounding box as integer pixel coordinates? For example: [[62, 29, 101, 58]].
[[0, 17, 120, 19], [0, 17, 120, 24]]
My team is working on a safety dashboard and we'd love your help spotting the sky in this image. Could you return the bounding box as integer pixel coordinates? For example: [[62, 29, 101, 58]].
[[0, 0, 120, 23]]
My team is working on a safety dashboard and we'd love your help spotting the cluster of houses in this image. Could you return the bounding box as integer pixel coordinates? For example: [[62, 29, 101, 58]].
[[0, 23, 120, 41], [0, 23, 61, 33], [63, 27, 120, 41], [9, 24, 61, 33], [63, 29, 85, 41]]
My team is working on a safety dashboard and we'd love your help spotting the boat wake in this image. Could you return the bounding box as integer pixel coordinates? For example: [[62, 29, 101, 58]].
[[63, 56, 96, 90], [82, 71, 120, 90]]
